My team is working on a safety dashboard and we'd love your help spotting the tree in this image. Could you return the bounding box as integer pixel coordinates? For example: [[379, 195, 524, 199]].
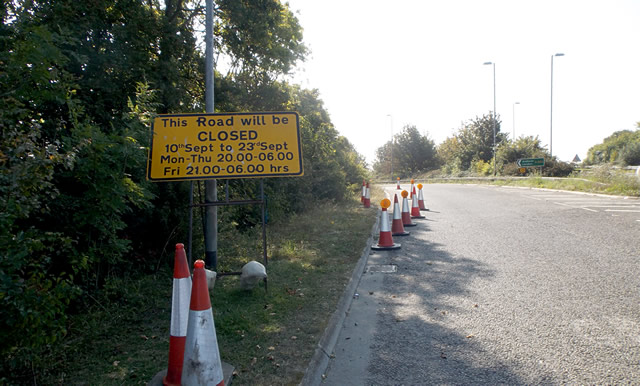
[[373, 125, 438, 177], [0, 0, 326, 379], [457, 113, 505, 168], [584, 127, 640, 165], [436, 113, 504, 173], [496, 135, 547, 174], [215, 0, 307, 80], [437, 136, 465, 174]]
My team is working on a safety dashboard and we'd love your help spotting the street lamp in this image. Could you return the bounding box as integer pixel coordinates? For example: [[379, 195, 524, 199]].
[[387, 114, 393, 177], [483, 61, 497, 176], [550, 53, 564, 158], [512, 102, 520, 139]]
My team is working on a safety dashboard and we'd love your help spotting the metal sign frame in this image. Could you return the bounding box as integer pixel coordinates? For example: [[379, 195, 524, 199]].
[[187, 179, 269, 292]]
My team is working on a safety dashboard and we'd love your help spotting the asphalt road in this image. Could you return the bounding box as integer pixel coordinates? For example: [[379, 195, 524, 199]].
[[321, 183, 640, 385]]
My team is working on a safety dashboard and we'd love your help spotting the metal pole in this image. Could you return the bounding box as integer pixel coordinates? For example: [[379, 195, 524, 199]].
[[387, 114, 393, 178], [188, 181, 194, 268], [550, 54, 554, 158], [484, 61, 497, 176], [550, 53, 564, 159], [204, 0, 218, 270], [512, 102, 519, 140], [492, 63, 497, 176]]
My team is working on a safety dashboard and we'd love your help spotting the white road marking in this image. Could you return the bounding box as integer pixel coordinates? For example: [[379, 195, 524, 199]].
[[581, 207, 598, 212], [587, 205, 640, 209], [529, 195, 581, 198]]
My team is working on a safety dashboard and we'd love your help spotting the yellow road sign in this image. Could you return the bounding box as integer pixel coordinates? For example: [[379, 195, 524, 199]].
[[147, 112, 303, 181]]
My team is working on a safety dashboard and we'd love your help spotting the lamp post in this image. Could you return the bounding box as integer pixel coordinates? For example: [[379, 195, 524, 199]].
[[387, 114, 393, 178], [512, 102, 520, 139], [550, 53, 564, 158], [483, 61, 497, 176]]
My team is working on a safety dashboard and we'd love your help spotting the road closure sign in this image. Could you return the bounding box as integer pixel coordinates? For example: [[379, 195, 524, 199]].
[[147, 112, 303, 181]]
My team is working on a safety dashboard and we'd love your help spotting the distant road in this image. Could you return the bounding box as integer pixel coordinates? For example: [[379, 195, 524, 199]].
[[322, 183, 640, 385]]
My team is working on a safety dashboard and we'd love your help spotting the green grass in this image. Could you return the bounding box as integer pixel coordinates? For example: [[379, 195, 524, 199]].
[[37, 197, 377, 385], [408, 168, 640, 197], [491, 174, 639, 196]]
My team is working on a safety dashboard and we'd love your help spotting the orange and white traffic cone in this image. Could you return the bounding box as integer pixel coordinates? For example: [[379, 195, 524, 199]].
[[409, 179, 415, 200], [391, 194, 410, 236], [371, 198, 401, 250], [182, 260, 225, 386], [163, 244, 192, 386], [411, 187, 425, 219], [417, 183, 428, 211], [396, 177, 401, 190], [400, 190, 417, 227], [363, 182, 371, 208], [361, 179, 366, 203]]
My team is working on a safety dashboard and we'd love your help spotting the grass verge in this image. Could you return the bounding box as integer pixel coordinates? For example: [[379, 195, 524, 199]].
[[40, 197, 377, 385], [409, 168, 639, 197]]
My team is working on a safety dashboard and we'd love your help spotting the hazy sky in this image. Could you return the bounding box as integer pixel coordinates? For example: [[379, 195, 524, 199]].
[[286, 0, 640, 165]]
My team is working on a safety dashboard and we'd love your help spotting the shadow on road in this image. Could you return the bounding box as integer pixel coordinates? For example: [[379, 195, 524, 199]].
[[364, 234, 552, 385]]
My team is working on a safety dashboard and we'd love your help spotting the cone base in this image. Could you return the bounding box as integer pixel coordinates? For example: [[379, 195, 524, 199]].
[[411, 215, 426, 219], [392, 231, 410, 236], [403, 223, 417, 227], [371, 243, 401, 250], [151, 361, 235, 386], [420, 208, 429, 211]]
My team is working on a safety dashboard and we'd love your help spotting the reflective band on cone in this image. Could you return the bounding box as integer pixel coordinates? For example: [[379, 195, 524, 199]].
[[372, 200, 400, 250], [182, 260, 224, 386], [391, 194, 410, 236], [363, 182, 371, 208], [409, 179, 415, 200], [401, 190, 417, 227], [164, 244, 192, 386], [411, 187, 425, 219], [418, 184, 428, 211]]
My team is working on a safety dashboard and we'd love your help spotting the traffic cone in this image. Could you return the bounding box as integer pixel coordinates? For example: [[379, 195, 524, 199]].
[[182, 260, 225, 386], [417, 183, 428, 211], [396, 177, 401, 190], [391, 194, 410, 236], [409, 179, 415, 200], [361, 179, 366, 203], [363, 182, 371, 208], [411, 187, 425, 219], [371, 198, 401, 250], [400, 190, 417, 227], [163, 244, 192, 386]]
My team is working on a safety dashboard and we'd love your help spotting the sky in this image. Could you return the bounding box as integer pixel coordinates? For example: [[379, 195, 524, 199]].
[[285, 0, 640, 166]]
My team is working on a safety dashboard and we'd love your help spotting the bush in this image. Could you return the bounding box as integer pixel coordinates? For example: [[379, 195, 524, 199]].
[[542, 158, 574, 177], [472, 159, 492, 176], [621, 142, 640, 166]]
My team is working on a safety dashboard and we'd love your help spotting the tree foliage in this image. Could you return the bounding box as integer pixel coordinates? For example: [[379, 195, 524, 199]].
[[373, 125, 438, 177], [435, 113, 574, 177], [437, 113, 504, 174], [584, 126, 640, 166], [0, 0, 365, 380]]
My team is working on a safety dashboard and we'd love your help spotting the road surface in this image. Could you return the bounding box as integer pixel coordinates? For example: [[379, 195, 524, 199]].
[[322, 183, 640, 385]]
